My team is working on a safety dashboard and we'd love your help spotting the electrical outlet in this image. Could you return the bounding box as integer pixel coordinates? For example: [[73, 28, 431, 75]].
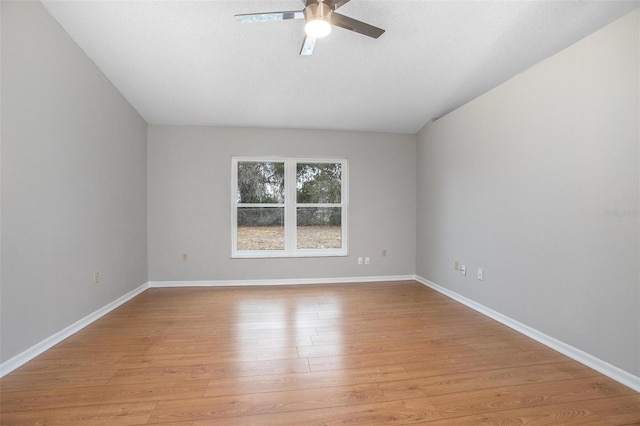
[[477, 268, 484, 281], [93, 271, 100, 284], [358, 257, 363, 265], [460, 265, 466, 276], [454, 260, 459, 271], [365, 257, 370, 265]]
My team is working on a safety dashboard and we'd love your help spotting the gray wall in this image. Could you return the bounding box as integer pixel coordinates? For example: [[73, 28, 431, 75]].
[[148, 126, 416, 282], [1, 1, 148, 363], [417, 10, 639, 375]]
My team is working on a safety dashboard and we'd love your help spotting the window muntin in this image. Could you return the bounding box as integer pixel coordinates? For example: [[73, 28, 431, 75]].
[[232, 158, 347, 258]]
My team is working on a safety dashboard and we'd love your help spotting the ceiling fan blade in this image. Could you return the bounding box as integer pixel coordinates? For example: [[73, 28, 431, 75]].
[[330, 12, 385, 38], [235, 11, 304, 23], [300, 36, 317, 55]]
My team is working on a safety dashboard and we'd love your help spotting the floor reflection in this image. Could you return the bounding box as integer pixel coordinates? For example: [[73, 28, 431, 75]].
[[233, 292, 344, 370]]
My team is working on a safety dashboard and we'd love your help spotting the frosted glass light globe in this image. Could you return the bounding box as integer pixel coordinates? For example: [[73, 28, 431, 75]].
[[305, 19, 332, 38]]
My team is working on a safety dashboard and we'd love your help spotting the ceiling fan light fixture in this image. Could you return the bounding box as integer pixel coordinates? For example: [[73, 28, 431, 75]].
[[303, 2, 333, 38], [305, 18, 332, 38]]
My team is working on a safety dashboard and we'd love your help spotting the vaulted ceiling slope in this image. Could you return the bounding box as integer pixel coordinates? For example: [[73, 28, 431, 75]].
[[42, 1, 639, 134]]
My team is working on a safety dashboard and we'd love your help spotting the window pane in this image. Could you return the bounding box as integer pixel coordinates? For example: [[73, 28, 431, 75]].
[[237, 207, 284, 250], [297, 207, 342, 249], [237, 161, 285, 203], [296, 163, 341, 204]]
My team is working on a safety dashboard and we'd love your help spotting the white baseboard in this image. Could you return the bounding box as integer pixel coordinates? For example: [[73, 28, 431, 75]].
[[148, 275, 415, 288], [415, 275, 640, 393], [0, 282, 149, 378]]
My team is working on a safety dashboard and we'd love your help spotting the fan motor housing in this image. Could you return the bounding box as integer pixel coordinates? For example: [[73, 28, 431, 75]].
[[304, 2, 333, 22]]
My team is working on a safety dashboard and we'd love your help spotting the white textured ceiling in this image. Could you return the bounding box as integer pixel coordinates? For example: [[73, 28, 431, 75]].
[[42, 0, 638, 134]]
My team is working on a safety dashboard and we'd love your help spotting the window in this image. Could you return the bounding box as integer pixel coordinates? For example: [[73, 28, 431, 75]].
[[232, 157, 348, 257]]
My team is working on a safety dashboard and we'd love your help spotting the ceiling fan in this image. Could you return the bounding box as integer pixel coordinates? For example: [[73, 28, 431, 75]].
[[235, 0, 385, 56]]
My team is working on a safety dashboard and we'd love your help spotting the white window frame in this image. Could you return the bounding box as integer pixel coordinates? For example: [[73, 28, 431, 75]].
[[231, 157, 348, 258]]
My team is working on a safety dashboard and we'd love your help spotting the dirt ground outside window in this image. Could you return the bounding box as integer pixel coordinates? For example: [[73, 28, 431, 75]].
[[237, 226, 341, 250]]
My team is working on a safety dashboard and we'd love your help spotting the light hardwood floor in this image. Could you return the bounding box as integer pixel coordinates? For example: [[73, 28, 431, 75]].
[[1, 281, 639, 425]]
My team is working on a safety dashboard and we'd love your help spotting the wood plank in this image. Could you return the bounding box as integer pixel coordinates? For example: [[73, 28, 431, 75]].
[[106, 358, 311, 385], [298, 337, 461, 358], [115, 346, 300, 370], [193, 398, 442, 425], [1, 380, 208, 412], [0, 368, 115, 392], [0, 402, 156, 426], [427, 376, 635, 419], [147, 336, 314, 355], [379, 363, 580, 400], [308, 345, 477, 372], [204, 365, 409, 397], [149, 384, 386, 423], [420, 400, 607, 425], [146, 423, 193, 426]]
